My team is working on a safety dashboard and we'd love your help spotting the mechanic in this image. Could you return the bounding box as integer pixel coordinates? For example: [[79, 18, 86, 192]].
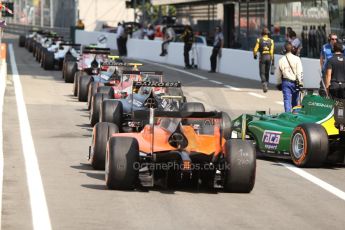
[[180, 25, 194, 69], [209, 26, 224, 73], [160, 25, 176, 56], [320, 33, 340, 95], [275, 43, 303, 112], [253, 27, 275, 93], [325, 42, 345, 99]]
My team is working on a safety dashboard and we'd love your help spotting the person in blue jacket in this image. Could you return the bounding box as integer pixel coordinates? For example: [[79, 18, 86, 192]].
[[320, 33, 340, 95]]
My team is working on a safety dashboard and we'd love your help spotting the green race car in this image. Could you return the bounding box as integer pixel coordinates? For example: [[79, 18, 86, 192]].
[[232, 90, 345, 167]]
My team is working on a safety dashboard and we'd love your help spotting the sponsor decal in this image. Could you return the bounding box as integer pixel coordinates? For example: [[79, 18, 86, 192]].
[[97, 34, 107, 44], [101, 61, 127, 66], [133, 81, 181, 87], [308, 101, 333, 109], [262, 130, 282, 150]]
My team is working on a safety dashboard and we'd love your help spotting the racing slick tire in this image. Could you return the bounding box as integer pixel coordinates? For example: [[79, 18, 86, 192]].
[[40, 48, 47, 67], [91, 122, 119, 170], [88, 82, 100, 110], [73, 71, 82, 96], [43, 52, 55, 70], [90, 93, 110, 126], [100, 100, 123, 130], [180, 102, 205, 112], [222, 112, 232, 140], [78, 74, 91, 102], [19, 35, 26, 47], [35, 45, 42, 62], [106, 136, 139, 190], [31, 41, 36, 55], [28, 40, 33, 52], [224, 139, 256, 193], [64, 61, 77, 83], [290, 123, 329, 167]]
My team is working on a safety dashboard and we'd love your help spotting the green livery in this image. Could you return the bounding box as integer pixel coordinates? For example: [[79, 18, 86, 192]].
[[232, 91, 345, 167]]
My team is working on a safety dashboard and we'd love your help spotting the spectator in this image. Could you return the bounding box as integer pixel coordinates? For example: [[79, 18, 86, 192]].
[[325, 42, 345, 99], [76, 19, 85, 30], [160, 25, 176, 56], [290, 31, 302, 56], [286, 27, 293, 43], [146, 24, 155, 40], [209, 26, 224, 73], [180, 25, 194, 69], [132, 24, 144, 39], [275, 43, 303, 112], [116, 22, 125, 56], [253, 27, 274, 92], [320, 33, 339, 95]]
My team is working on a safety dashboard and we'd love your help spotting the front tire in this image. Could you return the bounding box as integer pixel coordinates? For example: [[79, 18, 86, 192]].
[[223, 139, 256, 193], [106, 137, 139, 190], [90, 122, 119, 170], [290, 123, 329, 167]]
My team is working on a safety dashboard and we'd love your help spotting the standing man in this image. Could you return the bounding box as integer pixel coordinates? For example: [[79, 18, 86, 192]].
[[253, 27, 275, 93], [325, 42, 345, 99], [180, 25, 194, 69], [275, 43, 303, 112], [320, 33, 339, 95], [116, 22, 125, 56], [209, 26, 224, 73]]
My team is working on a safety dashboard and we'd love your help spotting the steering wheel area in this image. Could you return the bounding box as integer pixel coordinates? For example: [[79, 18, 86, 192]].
[[168, 132, 188, 149]]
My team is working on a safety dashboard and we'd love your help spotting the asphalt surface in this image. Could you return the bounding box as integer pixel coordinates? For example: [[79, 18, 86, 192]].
[[1, 34, 345, 230]]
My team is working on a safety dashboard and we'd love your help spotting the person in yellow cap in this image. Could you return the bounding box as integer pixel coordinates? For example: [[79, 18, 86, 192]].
[[253, 27, 274, 93], [76, 19, 85, 30]]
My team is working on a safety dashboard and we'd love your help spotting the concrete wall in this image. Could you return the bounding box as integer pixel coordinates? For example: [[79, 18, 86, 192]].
[[127, 38, 320, 88]]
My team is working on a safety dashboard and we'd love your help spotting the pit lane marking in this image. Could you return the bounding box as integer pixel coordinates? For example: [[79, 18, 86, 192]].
[[209, 80, 222, 85], [142, 60, 208, 80], [8, 44, 52, 230], [281, 163, 345, 201], [0, 57, 7, 228], [248, 92, 266, 99], [224, 85, 241, 91]]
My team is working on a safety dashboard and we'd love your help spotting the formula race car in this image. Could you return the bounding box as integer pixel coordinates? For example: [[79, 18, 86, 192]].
[[98, 80, 189, 131], [89, 109, 254, 192], [232, 89, 345, 167], [88, 69, 144, 125]]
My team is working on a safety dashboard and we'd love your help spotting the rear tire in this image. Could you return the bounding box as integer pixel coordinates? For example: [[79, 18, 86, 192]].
[[90, 93, 110, 126], [64, 61, 77, 83], [106, 137, 139, 190], [224, 139, 256, 193], [78, 74, 91, 102], [90, 122, 119, 170], [19, 35, 26, 47], [290, 123, 328, 167], [73, 71, 81, 96], [88, 82, 99, 110], [100, 100, 123, 129], [43, 52, 55, 70], [97, 86, 114, 99], [222, 112, 232, 140]]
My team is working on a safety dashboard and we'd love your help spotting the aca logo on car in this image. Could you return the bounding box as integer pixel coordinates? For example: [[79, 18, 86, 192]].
[[262, 130, 282, 150]]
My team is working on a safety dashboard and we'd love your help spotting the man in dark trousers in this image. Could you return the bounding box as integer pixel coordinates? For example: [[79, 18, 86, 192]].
[[180, 25, 194, 69], [325, 42, 345, 99], [209, 26, 223, 73], [253, 27, 275, 93]]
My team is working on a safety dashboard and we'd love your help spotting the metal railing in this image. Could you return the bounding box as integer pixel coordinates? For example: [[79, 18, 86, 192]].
[[3, 23, 70, 40]]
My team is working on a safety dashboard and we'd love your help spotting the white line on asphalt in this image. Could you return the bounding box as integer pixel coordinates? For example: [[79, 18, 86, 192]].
[[248, 92, 267, 99], [281, 163, 345, 201], [140, 60, 209, 80], [275, 101, 284, 105], [224, 85, 241, 91], [8, 44, 52, 230], [209, 80, 222, 85], [0, 60, 7, 229]]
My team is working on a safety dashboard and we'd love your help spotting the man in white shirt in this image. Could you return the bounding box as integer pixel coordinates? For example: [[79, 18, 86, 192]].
[[116, 22, 126, 56], [275, 43, 304, 112], [160, 25, 176, 56]]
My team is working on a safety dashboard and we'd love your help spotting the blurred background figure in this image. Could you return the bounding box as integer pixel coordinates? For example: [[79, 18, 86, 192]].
[[160, 25, 176, 56], [180, 25, 194, 69], [146, 24, 155, 40], [76, 19, 85, 30], [209, 26, 224, 73], [132, 24, 144, 39]]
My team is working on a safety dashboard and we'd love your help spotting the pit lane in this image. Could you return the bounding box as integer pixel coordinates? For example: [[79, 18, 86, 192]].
[[2, 34, 345, 230]]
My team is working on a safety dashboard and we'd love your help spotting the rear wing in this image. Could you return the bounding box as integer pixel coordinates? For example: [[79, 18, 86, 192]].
[[59, 43, 81, 47], [82, 46, 111, 55], [132, 81, 181, 88], [134, 110, 222, 120]]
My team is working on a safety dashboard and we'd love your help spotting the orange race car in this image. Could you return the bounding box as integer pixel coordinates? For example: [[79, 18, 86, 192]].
[[89, 109, 256, 193]]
